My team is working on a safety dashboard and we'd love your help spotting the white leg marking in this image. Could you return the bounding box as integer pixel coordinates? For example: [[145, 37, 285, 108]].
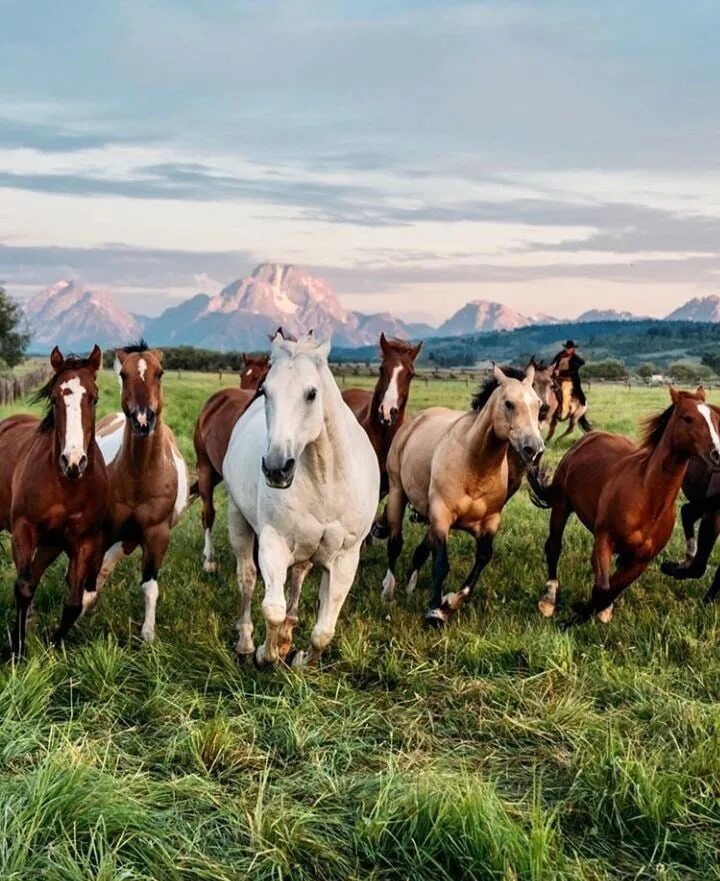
[[81, 541, 127, 615], [596, 604, 614, 624], [382, 569, 397, 602], [684, 536, 698, 566], [538, 579, 558, 617], [202, 528, 217, 573], [406, 570, 418, 594], [140, 578, 159, 642]]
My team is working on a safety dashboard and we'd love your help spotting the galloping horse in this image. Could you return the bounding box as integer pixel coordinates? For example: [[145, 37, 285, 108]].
[[193, 360, 269, 573], [382, 364, 544, 625], [529, 387, 720, 626], [342, 333, 422, 494], [531, 359, 591, 441], [223, 332, 379, 667], [85, 342, 189, 642], [0, 346, 108, 658]]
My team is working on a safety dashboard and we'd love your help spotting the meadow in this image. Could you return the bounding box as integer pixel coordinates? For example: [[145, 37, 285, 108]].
[[0, 368, 718, 881]]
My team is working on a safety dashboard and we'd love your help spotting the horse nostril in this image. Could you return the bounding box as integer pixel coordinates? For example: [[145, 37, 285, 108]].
[[524, 444, 540, 461], [283, 458, 296, 475], [59, 453, 69, 472], [78, 454, 88, 474]]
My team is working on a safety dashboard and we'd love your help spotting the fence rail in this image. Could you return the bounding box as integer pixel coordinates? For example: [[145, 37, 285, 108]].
[[0, 367, 52, 406]]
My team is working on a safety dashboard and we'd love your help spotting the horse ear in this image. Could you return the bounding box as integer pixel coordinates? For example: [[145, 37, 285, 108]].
[[410, 340, 423, 361], [115, 349, 127, 366], [50, 346, 64, 372], [669, 385, 680, 405], [242, 353, 249, 365], [379, 332, 389, 355], [152, 349, 164, 365], [696, 385, 706, 401], [314, 339, 331, 362], [88, 344, 102, 373], [492, 363, 508, 384], [523, 364, 536, 385]]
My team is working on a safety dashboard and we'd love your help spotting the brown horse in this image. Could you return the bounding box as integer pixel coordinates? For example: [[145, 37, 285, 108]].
[[85, 342, 189, 642], [529, 387, 720, 626], [0, 345, 108, 658], [342, 333, 422, 495], [531, 359, 591, 440], [383, 365, 544, 624], [193, 355, 270, 573]]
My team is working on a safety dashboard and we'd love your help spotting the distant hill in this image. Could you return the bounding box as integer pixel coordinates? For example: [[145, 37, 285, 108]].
[[665, 296, 720, 323], [576, 308, 650, 323]]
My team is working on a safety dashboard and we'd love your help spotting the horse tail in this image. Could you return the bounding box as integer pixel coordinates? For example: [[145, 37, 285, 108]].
[[527, 464, 556, 510], [579, 414, 592, 433]]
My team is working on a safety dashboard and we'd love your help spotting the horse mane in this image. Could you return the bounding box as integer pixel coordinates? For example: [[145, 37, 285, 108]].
[[530, 357, 549, 371], [471, 366, 526, 411], [117, 338, 150, 355], [382, 337, 419, 355], [34, 354, 97, 433], [640, 404, 674, 449]]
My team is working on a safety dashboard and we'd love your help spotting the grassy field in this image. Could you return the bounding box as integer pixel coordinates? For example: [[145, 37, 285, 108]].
[[0, 369, 718, 880]]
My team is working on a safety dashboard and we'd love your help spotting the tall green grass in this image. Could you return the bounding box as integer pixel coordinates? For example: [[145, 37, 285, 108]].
[[0, 371, 717, 879]]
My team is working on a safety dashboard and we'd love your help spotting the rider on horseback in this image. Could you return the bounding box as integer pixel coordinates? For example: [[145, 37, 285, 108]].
[[551, 340, 586, 414]]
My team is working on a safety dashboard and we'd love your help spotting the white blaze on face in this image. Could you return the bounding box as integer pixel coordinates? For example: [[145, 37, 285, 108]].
[[245, 368, 253, 377], [697, 404, 720, 457], [379, 365, 404, 422], [138, 357, 147, 382], [60, 376, 87, 467]]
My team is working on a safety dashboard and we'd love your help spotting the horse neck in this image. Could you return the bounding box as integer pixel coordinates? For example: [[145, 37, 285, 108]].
[[467, 399, 509, 470], [120, 414, 167, 470], [304, 369, 353, 484], [641, 421, 689, 512]]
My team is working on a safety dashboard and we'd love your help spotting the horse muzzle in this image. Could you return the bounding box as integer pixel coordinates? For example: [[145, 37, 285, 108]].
[[261, 455, 296, 489], [129, 408, 156, 437], [514, 437, 545, 466], [60, 451, 88, 479], [378, 406, 399, 427]]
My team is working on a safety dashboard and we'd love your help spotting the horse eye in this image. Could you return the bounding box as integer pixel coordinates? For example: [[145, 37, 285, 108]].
[[306, 388, 317, 402], [505, 400, 515, 411]]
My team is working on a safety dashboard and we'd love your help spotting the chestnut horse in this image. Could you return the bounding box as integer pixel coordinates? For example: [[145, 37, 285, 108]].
[[529, 387, 720, 626], [0, 346, 108, 658], [383, 365, 544, 625], [193, 354, 270, 573], [85, 342, 189, 642], [342, 333, 422, 495]]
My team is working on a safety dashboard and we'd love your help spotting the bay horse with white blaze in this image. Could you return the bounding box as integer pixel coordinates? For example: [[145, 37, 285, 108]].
[[223, 333, 379, 667], [193, 352, 270, 572], [0, 345, 108, 658], [342, 333, 422, 495], [529, 387, 720, 626], [85, 342, 189, 642], [383, 364, 544, 625]]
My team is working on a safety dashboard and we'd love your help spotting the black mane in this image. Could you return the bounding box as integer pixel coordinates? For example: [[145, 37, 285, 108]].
[[33, 354, 97, 433], [117, 339, 150, 355], [471, 365, 526, 411]]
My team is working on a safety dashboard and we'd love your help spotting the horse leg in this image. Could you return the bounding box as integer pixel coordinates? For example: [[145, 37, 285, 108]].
[[702, 564, 720, 603], [53, 536, 105, 647], [406, 532, 432, 594], [227, 500, 257, 657], [198, 451, 220, 573], [662, 508, 719, 580], [138, 525, 170, 643], [25, 544, 62, 627], [291, 545, 361, 668], [382, 484, 408, 602], [559, 415, 576, 439], [256, 526, 291, 667], [9, 518, 39, 659], [545, 416, 558, 443], [278, 561, 313, 661], [539, 501, 571, 617], [425, 508, 453, 626], [81, 540, 134, 616], [439, 531, 495, 615]]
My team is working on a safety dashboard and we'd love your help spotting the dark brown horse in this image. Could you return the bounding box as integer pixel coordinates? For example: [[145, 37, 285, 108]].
[[193, 353, 270, 572], [529, 387, 720, 626], [0, 345, 108, 658], [87, 342, 189, 641], [661, 404, 720, 601], [342, 333, 422, 496]]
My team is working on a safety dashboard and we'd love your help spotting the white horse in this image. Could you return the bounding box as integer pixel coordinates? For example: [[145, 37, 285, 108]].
[[223, 333, 380, 668]]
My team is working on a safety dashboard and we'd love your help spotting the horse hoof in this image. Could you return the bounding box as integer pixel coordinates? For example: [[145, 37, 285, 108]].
[[253, 646, 270, 669], [596, 606, 613, 624], [381, 571, 396, 603], [203, 560, 218, 574], [371, 522, 389, 540], [140, 627, 155, 644], [424, 608, 449, 628], [406, 570, 418, 595], [235, 649, 255, 666], [290, 650, 310, 669], [538, 597, 556, 618]]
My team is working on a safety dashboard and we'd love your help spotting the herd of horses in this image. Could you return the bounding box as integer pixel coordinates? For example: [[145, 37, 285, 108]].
[[1, 331, 720, 665]]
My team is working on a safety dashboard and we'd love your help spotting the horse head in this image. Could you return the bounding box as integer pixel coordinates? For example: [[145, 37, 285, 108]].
[[654, 386, 720, 464], [261, 332, 332, 489], [114, 341, 165, 437], [39, 344, 102, 479], [490, 363, 545, 465], [240, 353, 270, 390], [376, 333, 422, 427], [526, 357, 554, 422]]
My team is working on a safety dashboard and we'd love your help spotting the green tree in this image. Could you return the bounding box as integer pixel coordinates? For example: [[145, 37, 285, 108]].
[[582, 359, 628, 381], [0, 286, 29, 369], [636, 362, 655, 380], [668, 361, 714, 384]]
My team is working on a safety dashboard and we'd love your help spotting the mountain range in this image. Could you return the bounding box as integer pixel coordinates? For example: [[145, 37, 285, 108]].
[[19, 264, 720, 352]]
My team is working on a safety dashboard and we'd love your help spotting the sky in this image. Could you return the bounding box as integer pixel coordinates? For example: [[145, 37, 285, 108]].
[[2, 0, 720, 324]]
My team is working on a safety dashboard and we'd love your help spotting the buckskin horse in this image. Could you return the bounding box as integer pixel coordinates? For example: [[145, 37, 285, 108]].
[[85, 342, 189, 642], [382, 364, 544, 625], [223, 332, 379, 667], [0, 345, 108, 658], [529, 386, 720, 626]]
